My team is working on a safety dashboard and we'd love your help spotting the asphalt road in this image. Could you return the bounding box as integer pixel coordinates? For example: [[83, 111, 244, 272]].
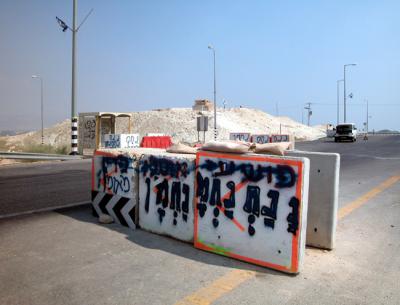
[[0, 135, 399, 305], [0, 159, 91, 216]]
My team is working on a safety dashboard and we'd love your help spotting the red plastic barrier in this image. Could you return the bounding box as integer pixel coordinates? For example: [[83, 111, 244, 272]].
[[140, 136, 172, 149]]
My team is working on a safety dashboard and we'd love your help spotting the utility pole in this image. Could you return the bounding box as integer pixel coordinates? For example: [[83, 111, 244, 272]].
[[343, 63, 357, 123], [337, 79, 343, 125], [304, 103, 312, 126], [366, 99, 369, 133], [363, 99, 370, 140], [57, 1, 93, 154], [208, 45, 217, 140], [71, 0, 78, 154], [31, 75, 44, 144]]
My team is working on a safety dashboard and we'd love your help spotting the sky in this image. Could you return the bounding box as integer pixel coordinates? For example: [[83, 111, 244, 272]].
[[0, 0, 399, 131]]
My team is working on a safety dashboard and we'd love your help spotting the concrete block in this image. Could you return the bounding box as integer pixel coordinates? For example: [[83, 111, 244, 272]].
[[138, 153, 196, 242], [103, 134, 140, 149], [286, 150, 340, 250], [194, 151, 309, 274], [251, 134, 270, 144], [229, 133, 251, 142], [92, 150, 140, 229], [270, 134, 295, 149], [91, 148, 166, 229]]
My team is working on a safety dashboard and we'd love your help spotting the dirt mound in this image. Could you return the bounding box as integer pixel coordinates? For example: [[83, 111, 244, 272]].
[[131, 107, 325, 142], [0, 107, 325, 151]]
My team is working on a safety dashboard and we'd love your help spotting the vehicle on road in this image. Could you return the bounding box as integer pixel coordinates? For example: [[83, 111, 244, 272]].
[[334, 123, 358, 142], [326, 124, 336, 138]]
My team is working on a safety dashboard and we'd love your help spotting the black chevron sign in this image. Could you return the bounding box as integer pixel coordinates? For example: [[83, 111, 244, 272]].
[[91, 191, 137, 229]]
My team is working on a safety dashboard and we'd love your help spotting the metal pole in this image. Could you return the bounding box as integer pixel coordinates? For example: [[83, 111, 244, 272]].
[[40, 77, 44, 144], [366, 99, 369, 134], [336, 79, 343, 125], [70, 0, 78, 155], [343, 65, 346, 123], [305, 103, 311, 126], [343, 63, 356, 124], [212, 49, 217, 140]]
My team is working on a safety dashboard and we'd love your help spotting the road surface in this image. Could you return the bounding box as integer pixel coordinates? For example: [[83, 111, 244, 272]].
[[0, 159, 91, 216], [0, 135, 399, 305]]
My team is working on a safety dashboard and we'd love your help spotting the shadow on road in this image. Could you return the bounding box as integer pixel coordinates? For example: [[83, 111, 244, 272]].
[[57, 204, 290, 278]]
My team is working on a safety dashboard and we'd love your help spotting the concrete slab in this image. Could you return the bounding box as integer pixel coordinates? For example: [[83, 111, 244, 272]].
[[287, 150, 340, 249], [91, 148, 166, 229], [138, 152, 196, 242], [194, 151, 309, 273]]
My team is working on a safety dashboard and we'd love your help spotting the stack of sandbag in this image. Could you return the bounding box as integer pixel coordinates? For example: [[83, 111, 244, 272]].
[[200, 140, 291, 156]]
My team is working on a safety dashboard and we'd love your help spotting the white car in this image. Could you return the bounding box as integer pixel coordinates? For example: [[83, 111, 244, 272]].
[[334, 123, 358, 142]]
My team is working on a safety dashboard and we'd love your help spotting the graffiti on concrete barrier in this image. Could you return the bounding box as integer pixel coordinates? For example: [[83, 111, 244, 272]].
[[125, 134, 140, 148], [139, 154, 195, 242], [194, 150, 306, 273], [82, 118, 96, 148], [91, 151, 138, 229], [104, 134, 140, 149], [229, 133, 251, 142], [271, 134, 290, 142], [93, 152, 134, 198], [251, 134, 270, 144], [104, 134, 121, 148]]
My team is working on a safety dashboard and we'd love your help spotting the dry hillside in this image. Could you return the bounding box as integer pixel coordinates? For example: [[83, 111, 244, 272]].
[[0, 107, 325, 151]]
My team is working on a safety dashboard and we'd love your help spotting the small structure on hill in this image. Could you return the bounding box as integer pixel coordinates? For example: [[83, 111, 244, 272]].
[[192, 99, 214, 111], [78, 112, 132, 155]]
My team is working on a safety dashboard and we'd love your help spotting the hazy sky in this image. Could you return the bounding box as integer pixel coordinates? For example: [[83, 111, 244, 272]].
[[0, 0, 399, 131]]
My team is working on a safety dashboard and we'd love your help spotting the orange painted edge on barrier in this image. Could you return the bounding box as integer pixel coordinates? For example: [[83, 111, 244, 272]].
[[194, 150, 304, 273]]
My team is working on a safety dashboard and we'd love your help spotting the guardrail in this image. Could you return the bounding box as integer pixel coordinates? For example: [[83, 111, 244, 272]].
[[0, 151, 83, 161]]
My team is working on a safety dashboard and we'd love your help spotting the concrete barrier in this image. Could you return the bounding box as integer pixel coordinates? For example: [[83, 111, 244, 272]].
[[91, 148, 165, 229], [103, 134, 140, 149], [92, 150, 139, 229], [270, 134, 295, 149], [91, 148, 339, 273], [286, 150, 340, 250], [251, 134, 270, 144], [229, 133, 251, 142], [194, 151, 309, 274], [138, 153, 196, 242]]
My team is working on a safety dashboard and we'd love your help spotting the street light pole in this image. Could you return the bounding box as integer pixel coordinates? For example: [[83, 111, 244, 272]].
[[32, 75, 44, 144], [70, 0, 78, 154], [56, 1, 93, 155], [366, 99, 369, 134], [336, 79, 343, 125], [343, 63, 357, 123], [208, 45, 217, 140], [304, 102, 312, 126]]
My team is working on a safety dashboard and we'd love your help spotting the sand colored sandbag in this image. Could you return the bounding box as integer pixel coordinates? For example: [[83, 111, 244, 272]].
[[253, 142, 291, 156], [99, 214, 114, 224], [166, 143, 198, 154], [200, 140, 252, 153]]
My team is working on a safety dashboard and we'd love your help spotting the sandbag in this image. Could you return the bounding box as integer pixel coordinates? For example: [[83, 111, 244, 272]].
[[166, 143, 198, 154], [200, 140, 252, 153], [99, 214, 114, 224], [253, 142, 291, 156]]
